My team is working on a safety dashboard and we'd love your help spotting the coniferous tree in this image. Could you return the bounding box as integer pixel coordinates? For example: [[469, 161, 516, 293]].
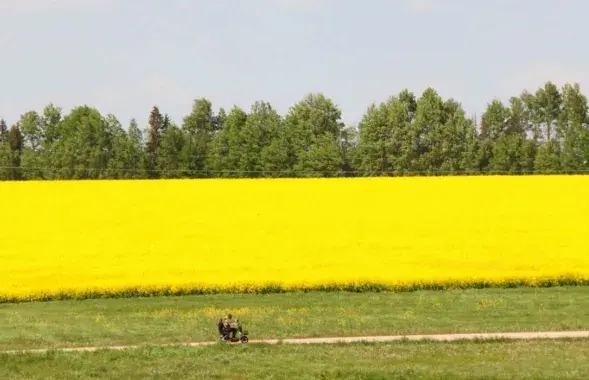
[[0, 119, 8, 143], [145, 106, 164, 178]]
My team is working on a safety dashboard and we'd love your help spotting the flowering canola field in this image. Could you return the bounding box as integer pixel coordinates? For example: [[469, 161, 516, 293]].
[[1, 176, 588, 302]]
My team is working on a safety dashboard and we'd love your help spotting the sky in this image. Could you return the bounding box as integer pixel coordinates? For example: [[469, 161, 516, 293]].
[[0, 0, 587, 129]]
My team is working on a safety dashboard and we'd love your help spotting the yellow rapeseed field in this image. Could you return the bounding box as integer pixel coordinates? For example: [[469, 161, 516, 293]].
[[1, 176, 588, 302]]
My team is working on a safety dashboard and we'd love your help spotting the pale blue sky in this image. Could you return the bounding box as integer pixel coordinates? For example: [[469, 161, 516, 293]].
[[0, 0, 587, 129]]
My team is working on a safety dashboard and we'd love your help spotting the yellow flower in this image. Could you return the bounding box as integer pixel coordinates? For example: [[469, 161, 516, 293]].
[[1, 176, 588, 302]]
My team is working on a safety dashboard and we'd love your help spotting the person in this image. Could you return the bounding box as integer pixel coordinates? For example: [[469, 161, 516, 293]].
[[217, 318, 225, 336], [224, 314, 239, 339]]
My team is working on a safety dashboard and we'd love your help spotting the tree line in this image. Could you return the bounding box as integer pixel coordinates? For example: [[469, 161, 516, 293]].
[[1, 80, 588, 180]]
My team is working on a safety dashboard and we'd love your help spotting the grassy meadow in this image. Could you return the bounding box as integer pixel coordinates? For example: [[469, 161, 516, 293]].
[[1, 287, 588, 351], [3, 339, 589, 380]]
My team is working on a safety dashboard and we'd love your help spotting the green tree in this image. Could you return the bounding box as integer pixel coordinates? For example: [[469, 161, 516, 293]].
[[216, 108, 227, 131], [0, 119, 7, 142], [145, 106, 164, 178], [207, 106, 247, 177], [340, 125, 358, 175], [239, 101, 281, 177], [3, 79, 589, 181], [295, 132, 344, 177], [439, 98, 476, 172], [19, 111, 43, 150], [462, 116, 480, 173], [529, 82, 563, 172], [50, 106, 109, 179], [284, 93, 345, 176], [181, 98, 217, 177], [535, 140, 561, 173], [102, 114, 128, 179], [480, 98, 532, 173], [558, 83, 589, 172], [260, 120, 292, 177], [6, 124, 23, 179], [356, 103, 389, 175], [0, 141, 11, 180], [158, 123, 186, 178], [355, 90, 416, 176], [507, 96, 536, 172], [39, 103, 63, 179], [125, 119, 145, 179], [42, 103, 62, 148], [491, 133, 529, 173], [411, 88, 448, 173], [534, 81, 563, 143], [386, 90, 417, 174], [17, 111, 45, 179], [480, 100, 510, 141]]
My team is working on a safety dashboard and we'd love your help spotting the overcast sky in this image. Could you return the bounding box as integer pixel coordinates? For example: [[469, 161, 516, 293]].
[[0, 0, 586, 128]]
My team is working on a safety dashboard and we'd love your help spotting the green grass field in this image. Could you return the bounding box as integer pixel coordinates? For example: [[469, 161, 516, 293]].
[[3, 339, 589, 380], [1, 287, 588, 351]]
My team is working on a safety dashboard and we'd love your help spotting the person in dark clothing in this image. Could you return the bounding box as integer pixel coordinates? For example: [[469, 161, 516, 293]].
[[217, 318, 225, 336]]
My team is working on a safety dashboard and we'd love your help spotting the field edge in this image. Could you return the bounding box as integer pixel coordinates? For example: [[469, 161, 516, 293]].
[[3, 275, 588, 304]]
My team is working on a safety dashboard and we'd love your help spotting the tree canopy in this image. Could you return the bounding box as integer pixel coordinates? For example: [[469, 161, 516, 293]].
[[1, 81, 588, 180]]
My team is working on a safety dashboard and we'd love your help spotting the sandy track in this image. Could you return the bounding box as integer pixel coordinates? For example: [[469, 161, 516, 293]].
[[3, 331, 589, 355]]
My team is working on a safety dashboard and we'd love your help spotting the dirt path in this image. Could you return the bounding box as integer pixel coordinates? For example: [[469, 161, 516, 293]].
[[3, 331, 589, 355]]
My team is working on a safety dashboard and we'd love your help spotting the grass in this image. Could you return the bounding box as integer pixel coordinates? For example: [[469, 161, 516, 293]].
[[3, 339, 589, 379], [1, 287, 588, 351]]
